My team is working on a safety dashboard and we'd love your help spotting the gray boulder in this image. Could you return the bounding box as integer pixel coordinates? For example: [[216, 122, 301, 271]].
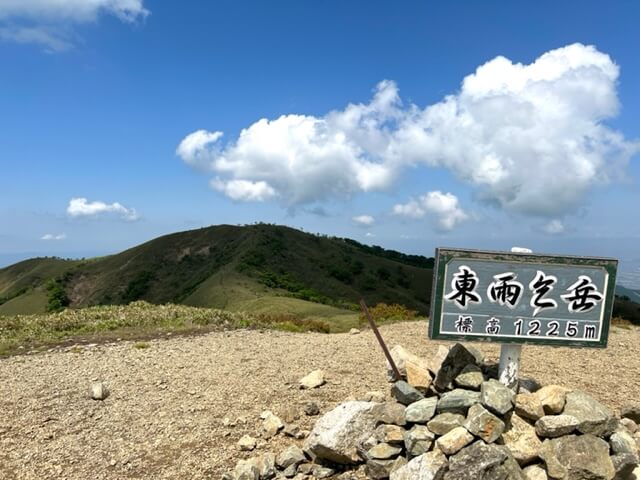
[[434, 343, 477, 391], [435, 426, 474, 455], [522, 464, 548, 480], [481, 379, 514, 416], [427, 412, 466, 435], [437, 389, 481, 414], [535, 415, 579, 438], [234, 460, 260, 480], [276, 446, 306, 469], [519, 377, 542, 394], [304, 401, 378, 464], [391, 381, 425, 406], [366, 457, 406, 480], [454, 364, 484, 390], [534, 385, 568, 415], [386, 345, 421, 380], [620, 405, 640, 423], [312, 466, 335, 479], [405, 397, 438, 423], [620, 418, 639, 434], [247, 454, 276, 480], [304, 402, 320, 416], [621, 405, 640, 424], [611, 453, 638, 480], [404, 425, 435, 458], [373, 402, 407, 426], [390, 449, 448, 480], [367, 442, 402, 460], [502, 413, 542, 465], [428, 345, 450, 376], [375, 424, 406, 445], [539, 434, 615, 480], [444, 440, 525, 480], [610, 428, 639, 458], [515, 393, 545, 422], [563, 391, 617, 437], [464, 403, 505, 443]]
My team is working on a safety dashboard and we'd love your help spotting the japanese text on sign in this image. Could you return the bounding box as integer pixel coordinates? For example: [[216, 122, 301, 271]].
[[429, 248, 617, 348]]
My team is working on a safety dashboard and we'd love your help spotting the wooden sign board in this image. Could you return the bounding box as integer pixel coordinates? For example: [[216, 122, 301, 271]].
[[429, 248, 618, 348]]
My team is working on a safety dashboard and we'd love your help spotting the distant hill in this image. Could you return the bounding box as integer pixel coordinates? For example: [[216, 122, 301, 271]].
[[616, 285, 640, 304], [0, 257, 82, 314], [0, 224, 434, 316]]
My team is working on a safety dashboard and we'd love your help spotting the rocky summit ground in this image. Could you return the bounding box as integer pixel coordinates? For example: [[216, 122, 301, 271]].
[[1, 321, 639, 479]]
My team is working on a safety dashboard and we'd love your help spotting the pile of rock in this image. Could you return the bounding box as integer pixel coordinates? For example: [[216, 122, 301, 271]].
[[226, 343, 640, 480]]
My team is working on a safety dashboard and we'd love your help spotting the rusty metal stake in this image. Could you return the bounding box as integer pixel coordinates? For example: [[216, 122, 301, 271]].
[[359, 299, 402, 381]]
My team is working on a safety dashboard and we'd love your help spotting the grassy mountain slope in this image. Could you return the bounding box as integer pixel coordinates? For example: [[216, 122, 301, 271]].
[[0, 257, 80, 315], [0, 224, 434, 316]]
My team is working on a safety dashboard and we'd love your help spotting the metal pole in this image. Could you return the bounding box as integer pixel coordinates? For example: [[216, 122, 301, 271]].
[[498, 247, 531, 390], [359, 299, 402, 381]]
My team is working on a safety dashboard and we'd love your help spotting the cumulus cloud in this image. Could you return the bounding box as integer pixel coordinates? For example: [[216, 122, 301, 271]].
[[210, 178, 277, 202], [393, 191, 469, 232], [176, 130, 224, 171], [178, 44, 638, 217], [41, 233, 66, 240], [178, 80, 400, 206], [543, 219, 565, 235], [352, 215, 375, 226], [67, 197, 139, 221], [0, 0, 148, 51]]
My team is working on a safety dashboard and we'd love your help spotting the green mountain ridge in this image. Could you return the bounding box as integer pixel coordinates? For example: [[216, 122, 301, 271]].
[[615, 285, 640, 304], [0, 224, 434, 316]]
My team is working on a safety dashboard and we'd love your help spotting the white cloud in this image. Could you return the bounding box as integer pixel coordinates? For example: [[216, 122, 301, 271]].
[[67, 197, 139, 221], [393, 191, 469, 232], [0, 25, 73, 52], [178, 81, 400, 206], [0, 0, 148, 51], [176, 130, 224, 171], [0, 0, 149, 22], [178, 44, 638, 217], [353, 215, 375, 226], [41, 233, 66, 240], [365, 232, 376, 238], [543, 219, 565, 235], [210, 178, 277, 202]]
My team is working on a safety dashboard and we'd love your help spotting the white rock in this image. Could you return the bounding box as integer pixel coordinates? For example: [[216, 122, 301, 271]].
[[237, 435, 257, 451], [262, 412, 284, 438], [89, 382, 109, 401], [299, 370, 326, 389], [523, 464, 548, 480], [304, 401, 379, 464], [435, 426, 474, 455], [390, 449, 448, 480]]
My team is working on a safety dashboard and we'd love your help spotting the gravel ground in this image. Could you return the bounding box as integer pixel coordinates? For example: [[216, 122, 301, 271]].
[[1, 321, 639, 479]]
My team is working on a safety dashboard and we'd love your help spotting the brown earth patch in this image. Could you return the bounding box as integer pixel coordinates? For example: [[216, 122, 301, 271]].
[[0, 321, 638, 479]]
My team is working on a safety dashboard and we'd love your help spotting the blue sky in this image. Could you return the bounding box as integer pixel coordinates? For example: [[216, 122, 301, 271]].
[[1, 1, 639, 287]]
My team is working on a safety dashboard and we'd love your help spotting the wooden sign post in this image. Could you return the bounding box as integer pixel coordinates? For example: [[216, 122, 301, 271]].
[[429, 247, 618, 390]]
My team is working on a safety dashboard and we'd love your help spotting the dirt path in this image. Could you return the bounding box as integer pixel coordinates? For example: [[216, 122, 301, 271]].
[[1, 322, 639, 479]]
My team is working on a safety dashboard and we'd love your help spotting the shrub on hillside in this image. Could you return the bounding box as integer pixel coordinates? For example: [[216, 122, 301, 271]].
[[359, 302, 418, 325], [254, 313, 331, 333], [45, 278, 69, 313]]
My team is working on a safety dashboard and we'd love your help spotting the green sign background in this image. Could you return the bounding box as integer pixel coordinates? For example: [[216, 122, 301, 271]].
[[429, 248, 618, 348]]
